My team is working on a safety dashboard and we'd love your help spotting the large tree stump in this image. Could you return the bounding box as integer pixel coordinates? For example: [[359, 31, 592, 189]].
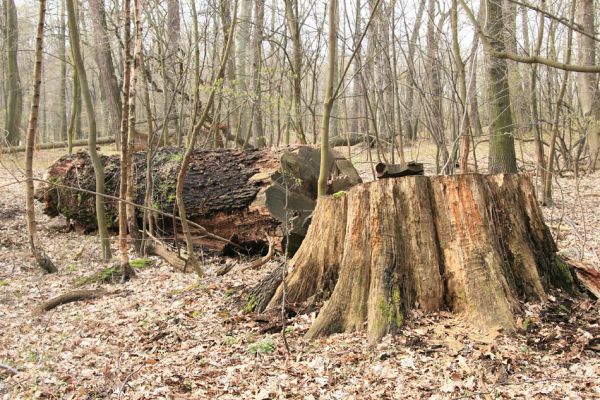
[[258, 174, 576, 343], [34, 146, 361, 254]]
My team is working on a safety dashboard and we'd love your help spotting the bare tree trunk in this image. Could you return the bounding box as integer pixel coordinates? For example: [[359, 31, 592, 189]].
[[4, 0, 22, 146], [25, 0, 57, 273], [118, 0, 134, 280], [284, 0, 306, 144], [251, 0, 265, 147], [175, 8, 236, 276], [57, 0, 67, 142], [484, 0, 517, 174], [576, 0, 600, 171], [89, 0, 122, 148], [317, 0, 338, 196], [451, 0, 471, 171], [67, 0, 111, 259]]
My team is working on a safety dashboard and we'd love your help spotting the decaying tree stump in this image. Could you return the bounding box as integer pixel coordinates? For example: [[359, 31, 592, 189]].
[[255, 174, 577, 343], [35, 146, 361, 254]]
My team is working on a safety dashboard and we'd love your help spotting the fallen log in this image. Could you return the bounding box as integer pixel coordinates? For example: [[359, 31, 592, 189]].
[[330, 133, 376, 147], [570, 260, 600, 299], [35, 146, 361, 255], [0, 137, 115, 153], [375, 161, 424, 179], [33, 289, 108, 315], [252, 174, 578, 343]]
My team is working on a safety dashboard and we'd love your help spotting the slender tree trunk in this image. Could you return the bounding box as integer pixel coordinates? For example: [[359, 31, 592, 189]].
[[317, 0, 338, 196], [66, 0, 111, 259], [452, 0, 471, 172], [576, 0, 600, 171], [67, 67, 80, 153], [284, 0, 306, 144], [25, 0, 57, 273], [251, 0, 265, 147], [58, 0, 68, 142], [118, 0, 134, 280], [175, 8, 236, 277], [236, 0, 252, 143], [543, 1, 575, 204], [89, 0, 122, 148], [4, 0, 22, 146], [126, 0, 143, 255], [484, 0, 517, 174]]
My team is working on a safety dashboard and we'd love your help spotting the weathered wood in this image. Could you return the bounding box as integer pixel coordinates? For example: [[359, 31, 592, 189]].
[[35, 146, 361, 254], [33, 289, 107, 315], [257, 174, 576, 343], [375, 161, 424, 179]]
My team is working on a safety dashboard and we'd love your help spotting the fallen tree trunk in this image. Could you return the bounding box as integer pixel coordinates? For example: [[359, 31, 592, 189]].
[[252, 174, 577, 343], [35, 146, 361, 254], [0, 137, 115, 153]]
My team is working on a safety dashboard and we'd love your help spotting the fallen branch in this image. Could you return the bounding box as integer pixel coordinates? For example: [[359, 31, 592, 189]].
[[33, 289, 108, 315], [146, 236, 187, 272], [242, 236, 274, 272], [0, 363, 18, 375]]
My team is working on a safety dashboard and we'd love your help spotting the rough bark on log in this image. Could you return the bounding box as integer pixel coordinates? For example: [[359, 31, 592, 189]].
[[35, 146, 361, 254], [257, 174, 576, 343]]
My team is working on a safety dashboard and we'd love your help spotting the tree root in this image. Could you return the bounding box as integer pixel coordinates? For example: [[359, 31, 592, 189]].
[[33, 289, 108, 315]]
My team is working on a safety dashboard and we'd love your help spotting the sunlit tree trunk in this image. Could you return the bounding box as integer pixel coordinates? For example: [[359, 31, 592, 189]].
[[251, 0, 265, 147], [318, 0, 338, 196], [4, 0, 22, 146], [576, 0, 600, 171], [484, 0, 517, 174], [25, 0, 57, 273], [67, 0, 112, 259], [89, 0, 122, 147]]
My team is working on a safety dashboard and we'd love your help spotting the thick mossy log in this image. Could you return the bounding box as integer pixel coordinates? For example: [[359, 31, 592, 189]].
[[35, 146, 361, 254], [256, 174, 576, 343]]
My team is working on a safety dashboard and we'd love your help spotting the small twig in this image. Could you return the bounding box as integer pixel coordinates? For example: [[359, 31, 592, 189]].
[[117, 364, 144, 399]]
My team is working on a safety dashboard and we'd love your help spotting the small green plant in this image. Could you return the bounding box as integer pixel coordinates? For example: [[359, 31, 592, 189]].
[[224, 289, 236, 297], [332, 190, 347, 199], [223, 335, 237, 346], [167, 194, 176, 203], [130, 258, 152, 269], [248, 337, 275, 355], [284, 326, 294, 334], [66, 264, 77, 272], [0, 280, 8, 287], [170, 153, 183, 162], [191, 310, 202, 318]]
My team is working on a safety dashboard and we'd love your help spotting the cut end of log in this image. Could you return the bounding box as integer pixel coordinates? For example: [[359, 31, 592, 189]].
[[258, 173, 576, 343]]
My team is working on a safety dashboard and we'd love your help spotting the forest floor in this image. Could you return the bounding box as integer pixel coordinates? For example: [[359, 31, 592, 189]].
[[0, 143, 599, 399]]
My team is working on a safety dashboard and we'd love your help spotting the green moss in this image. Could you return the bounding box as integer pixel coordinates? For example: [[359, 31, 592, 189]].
[[0, 280, 7, 287], [332, 191, 347, 199], [549, 257, 575, 295], [170, 153, 183, 162], [130, 258, 152, 269], [75, 265, 119, 286], [248, 338, 275, 355], [244, 295, 259, 313]]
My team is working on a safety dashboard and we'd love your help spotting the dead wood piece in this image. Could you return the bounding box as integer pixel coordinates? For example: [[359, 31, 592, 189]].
[[375, 161, 424, 179], [0, 364, 18, 376], [570, 260, 600, 299], [36, 146, 362, 256], [34, 289, 108, 315], [146, 238, 187, 272], [242, 236, 274, 272], [255, 174, 576, 344]]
